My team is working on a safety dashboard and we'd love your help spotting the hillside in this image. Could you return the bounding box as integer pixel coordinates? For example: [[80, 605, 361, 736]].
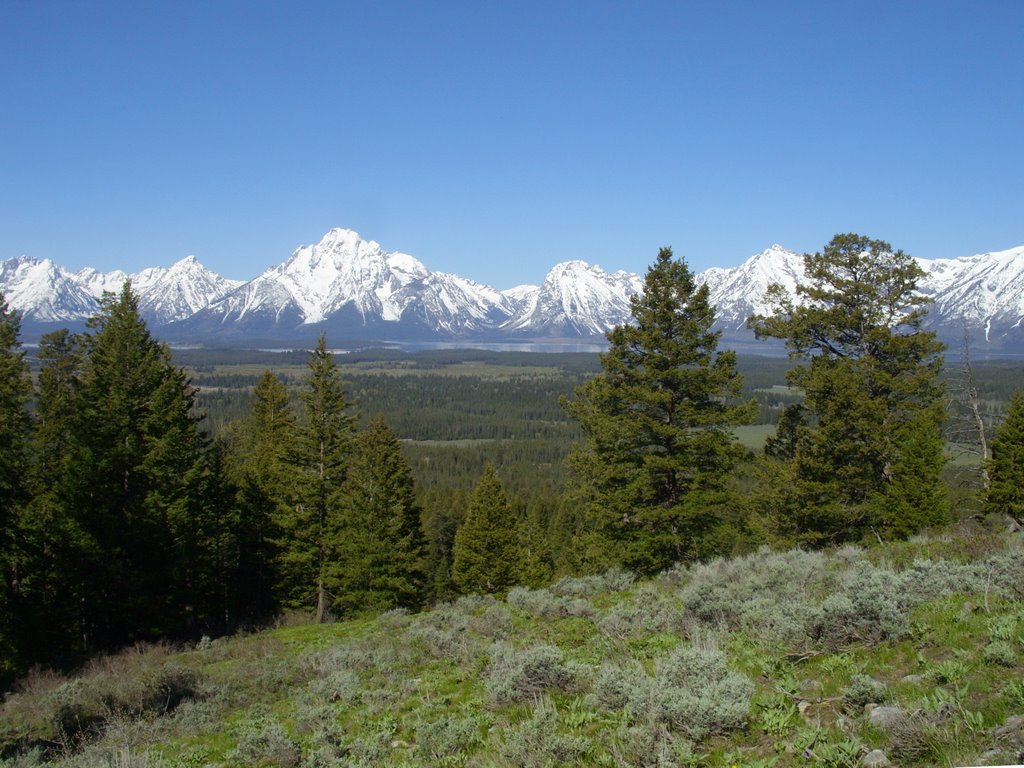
[[2, 525, 1022, 767]]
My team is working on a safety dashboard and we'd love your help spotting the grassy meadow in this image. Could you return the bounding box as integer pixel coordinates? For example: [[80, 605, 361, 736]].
[[1, 524, 1022, 767]]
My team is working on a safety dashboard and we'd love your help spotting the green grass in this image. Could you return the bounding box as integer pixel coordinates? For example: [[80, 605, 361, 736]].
[[2, 525, 1022, 767]]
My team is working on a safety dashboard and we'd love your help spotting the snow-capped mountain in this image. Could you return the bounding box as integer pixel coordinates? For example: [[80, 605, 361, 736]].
[[0, 255, 239, 327], [0, 257, 99, 322], [503, 260, 642, 337], [175, 228, 514, 337], [698, 245, 806, 332], [4, 227, 1024, 352], [917, 245, 1024, 344]]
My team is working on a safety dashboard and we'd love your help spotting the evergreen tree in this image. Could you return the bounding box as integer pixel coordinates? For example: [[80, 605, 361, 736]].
[[452, 466, 519, 594], [280, 334, 356, 621], [18, 329, 84, 665], [419, 486, 468, 603], [516, 500, 554, 587], [332, 417, 426, 614], [875, 407, 949, 537], [750, 234, 946, 544], [63, 283, 220, 648], [564, 247, 755, 574], [227, 370, 297, 622], [984, 390, 1024, 525], [0, 294, 31, 683]]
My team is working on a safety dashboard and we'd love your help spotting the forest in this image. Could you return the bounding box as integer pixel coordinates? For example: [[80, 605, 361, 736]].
[[0, 233, 1023, 692]]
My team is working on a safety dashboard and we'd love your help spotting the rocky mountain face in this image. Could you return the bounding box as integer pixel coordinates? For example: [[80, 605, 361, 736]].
[[1, 254, 240, 329], [3, 228, 1024, 352]]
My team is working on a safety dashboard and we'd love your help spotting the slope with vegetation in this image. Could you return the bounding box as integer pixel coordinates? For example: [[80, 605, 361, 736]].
[[0, 234, 1023, 765], [0, 525, 1022, 767]]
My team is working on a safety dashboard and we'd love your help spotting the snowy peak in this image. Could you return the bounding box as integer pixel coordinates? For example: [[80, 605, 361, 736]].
[[504, 259, 642, 336], [133, 256, 243, 324], [0, 256, 98, 322], [5, 229, 1024, 350], [0, 254, 239, 325], [918, 245, 1024, 328], [698, 244, 805, 330]]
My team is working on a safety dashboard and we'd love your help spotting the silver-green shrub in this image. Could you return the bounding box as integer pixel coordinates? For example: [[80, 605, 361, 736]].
[[551, 567, 635, 598], [497, 698, 591, 767], [588, 644, 753, 741], [484, 643, 582, 704]]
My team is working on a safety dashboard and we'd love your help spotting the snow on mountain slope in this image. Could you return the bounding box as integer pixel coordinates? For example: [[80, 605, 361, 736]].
[[131, 256, 243, 325], [697, 244, 806, 330], [0, 257, 98, 322], [504, 260, 642, 336], [917, 245, 1024, 340], [187, 228, 514, 335], [1, 255, 239, 325], [5, 229, 1024, 348]]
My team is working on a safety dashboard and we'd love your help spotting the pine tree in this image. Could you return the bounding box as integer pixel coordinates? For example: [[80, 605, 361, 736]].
[[452, 465, 519, 594], [874, 407, 949, 537], [0, 293, 31, 683], [63, 283, 219, 648], [750, 234, 946, 544], [564, 247, 755, 574], [18, 329, 84, 665], [227, 370, 297, 622], [332, 417, 426, 614], [984, 390, 1024, 525], [280, 334, 356, 621]]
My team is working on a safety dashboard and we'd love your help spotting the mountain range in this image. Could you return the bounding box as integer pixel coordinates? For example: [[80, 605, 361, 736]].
[[3, 227, 1023, 353]]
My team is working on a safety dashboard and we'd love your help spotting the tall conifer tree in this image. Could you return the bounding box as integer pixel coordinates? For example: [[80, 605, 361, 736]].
[[985, 390, 1024, 525], [750, 234, 946, 544], [228, 370, 297, 622], [564, 248, 755, 574], [333, 417, 426, 613], [0, 294, 31, 683], [452, 465, 519, 594], [63, 284, 218, 648], [281, 334, 356, 621], [19, 329, 83, 664]]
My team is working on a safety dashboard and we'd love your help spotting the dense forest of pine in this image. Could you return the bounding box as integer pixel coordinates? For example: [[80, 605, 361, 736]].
[[1, 234, 1023, 690]]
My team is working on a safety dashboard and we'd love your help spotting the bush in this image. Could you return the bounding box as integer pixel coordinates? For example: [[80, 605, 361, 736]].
[[589, 644, 753, 741], [507, 587, 594, 620], [652, 645, 755, 739], [484, 643, 582, 704], [415, 714, 485, 761], [597, 586, 682, 639], [810, 563, 907, 649], [551, 567, 635, 598], [497, 698, 590, 767], [841, 674, 887, 708], [229, 710, 301, 767], [983, 640, 1018, 667]]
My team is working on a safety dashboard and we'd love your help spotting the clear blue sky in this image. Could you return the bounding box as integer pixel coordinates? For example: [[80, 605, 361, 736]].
[[2, 1, 1021, 288]]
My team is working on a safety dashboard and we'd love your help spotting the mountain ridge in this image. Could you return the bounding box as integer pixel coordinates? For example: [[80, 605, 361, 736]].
[[4, 228, 1024, 352]]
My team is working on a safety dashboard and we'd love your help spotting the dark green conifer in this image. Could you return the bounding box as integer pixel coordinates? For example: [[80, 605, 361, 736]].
[[18, 329, 83, 664], [750, 234, 946, 544], [63, 283, 218, 647], [280, 334, 356, 621], [564, 247, 755, 574], [985, 390, 1024, 524], [452, 465, 519, 594], [0, 294, 31, 683], [227, 370, 297, 621], [333, 417, 425, 614]]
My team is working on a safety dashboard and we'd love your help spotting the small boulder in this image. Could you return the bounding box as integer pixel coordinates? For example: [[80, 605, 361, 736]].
[[861, 749, 891, 767], [868, 705, 907, 731]]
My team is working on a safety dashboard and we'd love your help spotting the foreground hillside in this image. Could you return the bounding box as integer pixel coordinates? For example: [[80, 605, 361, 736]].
[[1, 525, 1022, 768]]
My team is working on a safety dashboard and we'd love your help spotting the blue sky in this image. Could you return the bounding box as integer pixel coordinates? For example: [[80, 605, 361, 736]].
[[2, 1, 1021, 288]]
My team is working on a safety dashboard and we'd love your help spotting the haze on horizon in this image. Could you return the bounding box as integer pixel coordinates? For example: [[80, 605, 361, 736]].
[[1, 1, 1021, 289]]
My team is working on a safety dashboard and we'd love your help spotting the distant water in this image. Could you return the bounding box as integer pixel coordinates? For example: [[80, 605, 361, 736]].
[[373, 340, 608, 354]]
